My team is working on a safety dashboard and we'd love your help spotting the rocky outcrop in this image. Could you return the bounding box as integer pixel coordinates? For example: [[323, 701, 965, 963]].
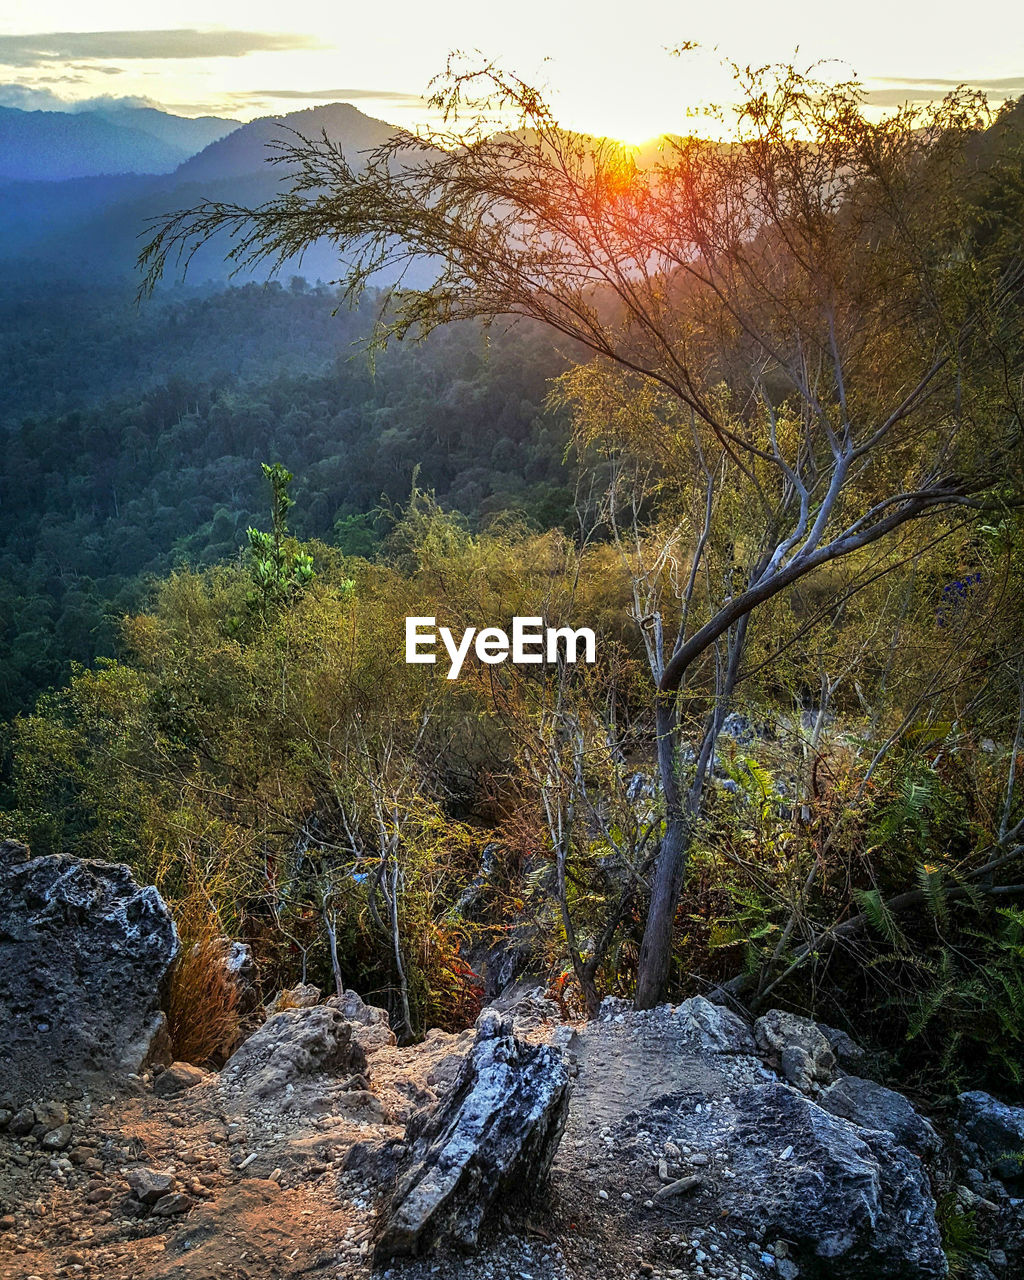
[[373, 1009, 570, 1260], [220, 1004, 367, 1105], [646, 1082, 947, 1279], [821, 1074, 941, 1157], [0, 841, 179, 1100], [754, 1008, 838, 1092], [568, 998, 947, 1280], [326, 988, 398, 1055], [957, 1090, 1024, 1182]]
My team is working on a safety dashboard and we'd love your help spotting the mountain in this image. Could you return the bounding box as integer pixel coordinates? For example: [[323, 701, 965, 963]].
[[88, 106, 236, 158], [0, 105, 237, 182], [0, 103, 413, 287], [174, 102, 397, 183]]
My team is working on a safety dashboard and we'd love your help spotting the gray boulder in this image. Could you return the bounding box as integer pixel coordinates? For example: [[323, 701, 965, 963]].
[[674, 996, 758, 1055], [0, 844, 179, 1100], [818, 1023, 867, 1068], [821, 1075, 941, 1156], [957, 1091, 1024, 1181], [220, 1004, 366, 1104], [755, 1008, 838, 1092], [374, 1009, 569, 1259], [325, 989, 398, 1055], [646, 1082, 947, 1279]]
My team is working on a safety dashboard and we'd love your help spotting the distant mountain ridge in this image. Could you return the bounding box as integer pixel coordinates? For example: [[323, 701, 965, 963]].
[[174, 102, 398, 182], [0, 104, 237, 182], [0, 103, 413, 287]]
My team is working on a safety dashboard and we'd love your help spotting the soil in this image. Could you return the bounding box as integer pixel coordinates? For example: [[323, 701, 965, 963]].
[[0, 998, 810, 1280]]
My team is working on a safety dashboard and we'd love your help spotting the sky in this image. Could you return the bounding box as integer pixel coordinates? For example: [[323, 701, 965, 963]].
[[1, 1, 1022, 141]]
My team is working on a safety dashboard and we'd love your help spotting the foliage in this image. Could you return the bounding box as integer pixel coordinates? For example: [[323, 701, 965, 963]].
[[0, 289, 571, 720], [165, 899, 242, 1068], [245, 463, 314, 610], [138, 56, 1024, 1006]]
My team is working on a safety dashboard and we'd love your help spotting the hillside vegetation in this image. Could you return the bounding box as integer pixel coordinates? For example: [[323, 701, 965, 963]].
[[1, 64, 1023, 1105]]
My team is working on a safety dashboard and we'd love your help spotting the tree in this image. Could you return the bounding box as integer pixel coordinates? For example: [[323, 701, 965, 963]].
[[140, 59, 1024, 1007], [246, 462, 314, 609]]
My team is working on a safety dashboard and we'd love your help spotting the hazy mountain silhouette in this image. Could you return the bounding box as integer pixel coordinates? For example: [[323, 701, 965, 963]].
[[0, 105, 235, 181], [0, 103, 412, 286]]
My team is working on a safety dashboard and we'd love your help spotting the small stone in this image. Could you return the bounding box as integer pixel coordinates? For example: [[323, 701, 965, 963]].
[[35, 1101, 69, 1130], [126, 1167, 175, 1205], [0, 1215, 16, 1231], [8, 1105, 36, 1136], [41, 1123, 73, 1151], [151, 1192, 194, 1217], [598, 1189, 609, 1200], [153, 1062, 206, 1098]]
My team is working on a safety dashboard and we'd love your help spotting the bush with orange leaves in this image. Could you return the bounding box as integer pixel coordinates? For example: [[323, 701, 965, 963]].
[[165, 903, 242, 1067]]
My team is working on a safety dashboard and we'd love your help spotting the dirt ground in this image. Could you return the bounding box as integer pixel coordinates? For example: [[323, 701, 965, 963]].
[[0, 1000, 794, 1280]]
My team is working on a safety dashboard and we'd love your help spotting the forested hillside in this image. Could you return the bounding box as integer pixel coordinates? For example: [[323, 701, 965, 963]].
[[1, 63, 1023, 1125], [0, 282, 571, 717]]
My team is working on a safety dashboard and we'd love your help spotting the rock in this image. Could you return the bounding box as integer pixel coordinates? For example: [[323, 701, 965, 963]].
[[820, 1076, 941, 1157], [754, 1009, 838, 1092], [223, 940, 257, 985], [33, 1100, 68, 1130], [127, 1167, 176, 1205], [267, 983, 321, 1013], [675, 996, 758, 1056], [153, 1061, 207, 1097], [0, 1108, 11, 1129], [0, 849, 179, 1099], [221, 1005, 365, 1102], [8, 1105, 37, 1136], [374, 1009, 570, 1259], [957, 1091, 1024, 1181], [325, 989, 398, 1054], [40, 1123, 73, 1151], [657, 1082, 946, 1279], [653, 1174, 702, 1201], [817, 1023, 866, 1067], [150, 1192, 194, 1217], [0, 839, 30, 866]]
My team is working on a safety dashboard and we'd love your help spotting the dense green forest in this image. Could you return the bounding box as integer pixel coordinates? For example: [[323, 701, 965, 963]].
[[0, 284, 571, 717]]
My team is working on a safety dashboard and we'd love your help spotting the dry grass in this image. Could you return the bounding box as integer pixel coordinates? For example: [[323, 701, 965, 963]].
[[165, 906, 242, 1067]]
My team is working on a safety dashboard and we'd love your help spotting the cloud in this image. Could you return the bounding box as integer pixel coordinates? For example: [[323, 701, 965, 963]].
[[0, 83, 161, 110], [865, 75, 1024, 106], [0, 29, 324, 68], [228, 87, 425, 105]]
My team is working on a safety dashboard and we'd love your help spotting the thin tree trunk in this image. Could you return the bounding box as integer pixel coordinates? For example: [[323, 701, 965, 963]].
[[635, 697, 691, 1008], [323, 906, 344, 997], [635, 617, 749, 1008], [389, 861, 413, 1040], [635, 812, 693, 1008]]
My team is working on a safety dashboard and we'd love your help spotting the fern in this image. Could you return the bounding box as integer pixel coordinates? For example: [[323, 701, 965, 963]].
[[916, 863, 950, 928], [856, 887, 908, 947]]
